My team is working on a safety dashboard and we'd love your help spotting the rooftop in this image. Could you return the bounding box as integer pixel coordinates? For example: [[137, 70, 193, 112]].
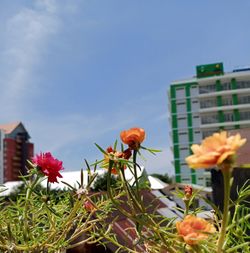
[[0, 121, 22, 134]]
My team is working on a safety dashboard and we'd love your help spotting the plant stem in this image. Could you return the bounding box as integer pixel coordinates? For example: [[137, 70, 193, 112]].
[[132, 150, 140, 198], [184, 199, 190, 216], [217, 167, 232, 253]]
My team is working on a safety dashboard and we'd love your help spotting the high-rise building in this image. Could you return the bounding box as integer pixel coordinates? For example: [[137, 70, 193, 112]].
[[0, 122, 34, 183], [169, 63, 250, 186]]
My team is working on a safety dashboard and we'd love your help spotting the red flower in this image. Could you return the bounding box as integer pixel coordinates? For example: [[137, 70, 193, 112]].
[[120, 127, 145, 150], [32, 152, 63, 183]]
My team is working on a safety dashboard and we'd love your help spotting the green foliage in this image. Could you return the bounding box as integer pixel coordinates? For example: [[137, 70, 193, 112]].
[[150, 173, 173, 184], [92, 172, 118, 191], [226, 181, 250, 252], [0, 133, 249, 253], [137, 169, 151, 189], [0, 170, 114, 253]]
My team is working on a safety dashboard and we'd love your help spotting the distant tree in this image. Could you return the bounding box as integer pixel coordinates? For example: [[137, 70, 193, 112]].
[[92, 172, 118, 191], [6, 182, 68, 203], [92, 169, 151, 191], [150, 173, 172, 184], [138, 169, 151, 189]]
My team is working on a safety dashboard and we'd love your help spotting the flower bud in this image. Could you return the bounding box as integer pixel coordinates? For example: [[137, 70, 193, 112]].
[[84, 200, 96, 212], [184, 185, 192, 199], [106, 146, 114, 153]]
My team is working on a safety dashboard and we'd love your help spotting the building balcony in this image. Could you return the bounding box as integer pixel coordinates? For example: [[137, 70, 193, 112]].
[[12, 161, 21, 167], [12, 156, 21, 161], [198, 88, 250, 98], [16, 138, 24, 144], [200, 119, 250, 129], [199, 103, 250, 114]]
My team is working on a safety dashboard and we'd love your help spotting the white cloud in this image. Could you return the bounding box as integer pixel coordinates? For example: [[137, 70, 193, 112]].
[[155, 112, 169, 122], [27, 112, 134, 154], [0, 0, 60, 118], [0, 1, 172, 174]]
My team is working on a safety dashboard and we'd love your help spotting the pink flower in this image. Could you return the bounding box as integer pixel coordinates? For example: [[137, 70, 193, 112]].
[[32, 152, 63, 183]]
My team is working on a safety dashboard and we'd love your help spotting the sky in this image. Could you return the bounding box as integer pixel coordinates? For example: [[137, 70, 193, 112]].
[[0, 0, 250, 176]]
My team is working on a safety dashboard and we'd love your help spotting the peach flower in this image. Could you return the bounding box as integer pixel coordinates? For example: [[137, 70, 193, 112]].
[[176, 215, 216, 245], [186, 131, 246, 169], [120, 127, 145, 150]]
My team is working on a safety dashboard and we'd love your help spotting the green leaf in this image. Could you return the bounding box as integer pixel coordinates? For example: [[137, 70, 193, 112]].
[[95, 143, 107, 155]]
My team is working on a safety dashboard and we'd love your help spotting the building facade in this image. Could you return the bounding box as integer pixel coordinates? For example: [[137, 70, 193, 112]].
[[169, 63, 250, 186], [0, 122, 34, 183]]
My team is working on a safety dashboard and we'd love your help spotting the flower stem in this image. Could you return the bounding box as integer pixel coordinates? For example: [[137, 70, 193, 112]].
[[217, 167, 232, 253], [132, 150, 139, 197], [184, 199, 190, 216]]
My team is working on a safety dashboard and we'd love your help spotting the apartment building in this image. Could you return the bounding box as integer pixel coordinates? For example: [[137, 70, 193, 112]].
[[0, 122, 34, 183], [169, 63, 250, 186]]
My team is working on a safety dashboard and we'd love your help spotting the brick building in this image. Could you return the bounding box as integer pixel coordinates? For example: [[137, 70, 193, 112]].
[[0, 122, 34, 183]]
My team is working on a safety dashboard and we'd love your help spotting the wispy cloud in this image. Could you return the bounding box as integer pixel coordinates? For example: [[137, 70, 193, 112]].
[[0, 0, 60, 119], [0, 1, 173, 174], [27, 113, 134, 153], [154, 112, 169, 122]]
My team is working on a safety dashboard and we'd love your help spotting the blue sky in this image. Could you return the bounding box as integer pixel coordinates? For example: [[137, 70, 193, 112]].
[[1, 0, 250, 175]]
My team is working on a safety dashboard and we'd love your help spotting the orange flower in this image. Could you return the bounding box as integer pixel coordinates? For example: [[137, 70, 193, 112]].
[[176, 215, 216, 245], [120, 127, 145, 150], [186, 131, 246, 169]]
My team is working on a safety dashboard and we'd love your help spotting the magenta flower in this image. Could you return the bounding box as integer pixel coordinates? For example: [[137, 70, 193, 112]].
[[32, 152, 63, 183]]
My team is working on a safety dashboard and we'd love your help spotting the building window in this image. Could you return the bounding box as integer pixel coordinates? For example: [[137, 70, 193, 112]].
[[201, 114, 218, 124], [238, 95, 250, 105], [180, 147, 190, 158], [224, 112, 234, 122], [176, 101, 187, 113], [191, 100, 199, 112], [222, 96, 233, 106], [191, 86, 198, 96], [178, 132, 189, 143], [200, 98, 217, 108], [192, 115, 200, 126], [178, 117, 187, 128], [221, 82, 231, 91], [193, 130, 201, 143], [199, 83, 216, 94], [239, 111, 250, 121], [182, 178, 191, 182], [236, 80, 250, 89], [176, 88, 185, 98]]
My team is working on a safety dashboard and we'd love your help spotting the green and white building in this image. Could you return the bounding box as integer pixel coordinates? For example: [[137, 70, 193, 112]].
[[169, 63, 250, 186]]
